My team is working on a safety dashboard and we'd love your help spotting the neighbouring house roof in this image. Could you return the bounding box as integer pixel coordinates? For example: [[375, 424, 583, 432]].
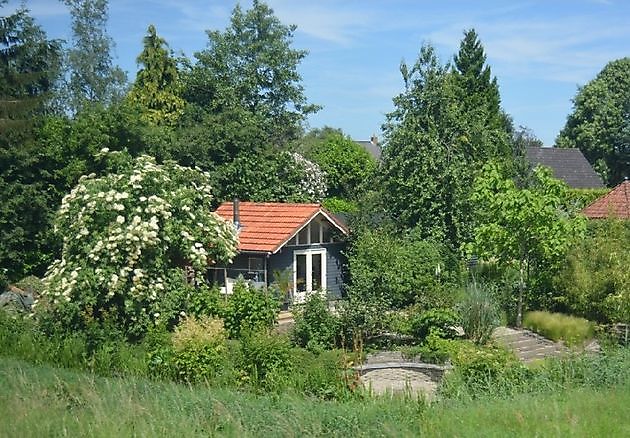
[[582, 180, 630, 219], [215, 202, 349, 254], [525, 147, 604, 189], [355, 139, 381, 160]]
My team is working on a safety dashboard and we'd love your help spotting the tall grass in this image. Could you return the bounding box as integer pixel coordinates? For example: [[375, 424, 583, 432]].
[[1, 357, 629, 437], [523, 311, 595, 346]]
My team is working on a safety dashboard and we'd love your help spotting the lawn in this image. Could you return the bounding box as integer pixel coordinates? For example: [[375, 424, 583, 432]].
[[1, 357, 628, 437]]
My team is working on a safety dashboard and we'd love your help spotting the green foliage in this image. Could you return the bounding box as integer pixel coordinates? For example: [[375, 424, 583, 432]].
[[566, 188, 609, 210], [554, 219, 630, 323], [186, 284, 225, 320], [214, 150, 326, 203], [288, 349, 355, 399], [303, 131, 377, 200], [223, 281, 278, 339], [62, 0, 127, 113], [346, 228, 460, 309], [417, 332, 458, 364], [292, 293, 340, 351], [321, 197, 359, 213], [182, 0, 319, 148], [458, 282, 500, 345], [39, 153, 239, 339], [450, 342, 520, 383], [127, 25, 184, 126], [0, 4, 61, 130], [382, 34, 512, 248], [557, 57, 630, 186], [523, 311, 595, 347], [239, 330, 292, 389], [169, 317, 229, 383], [468, 162, 586, 325], [410, 308, 459, 340]]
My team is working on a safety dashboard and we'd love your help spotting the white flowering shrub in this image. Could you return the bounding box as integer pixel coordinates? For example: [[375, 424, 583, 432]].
[[40, 153, 239, 338], [289, 152, 327, 202]]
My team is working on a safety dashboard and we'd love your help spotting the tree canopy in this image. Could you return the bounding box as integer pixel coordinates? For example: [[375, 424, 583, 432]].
[[127, 25, 184, 126], [468, 162, 585, 326], [557, 57, 630, 186], [182, 0, 319, 148], [62, 0, 127, 113]]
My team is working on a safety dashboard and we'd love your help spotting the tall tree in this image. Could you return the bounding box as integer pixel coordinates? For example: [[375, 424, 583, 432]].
[[0, 2, 61, 132], [62, 0, 127, 113], [468, 162, 585, 326], [0, 3, 62, 281], [452, 28, 512, 164], [556, 57, 630, 186], [382, 44, 471, 247], [127, 25, 184, 126], [182, 0, 319, 149]]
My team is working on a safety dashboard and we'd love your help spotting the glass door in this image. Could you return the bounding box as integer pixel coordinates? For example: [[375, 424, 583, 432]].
[[293, 249, 326, 303]]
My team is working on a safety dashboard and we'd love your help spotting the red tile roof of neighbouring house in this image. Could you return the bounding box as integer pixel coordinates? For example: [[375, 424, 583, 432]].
[[582, 180, 630, 219], [215, 202, 348, 253]]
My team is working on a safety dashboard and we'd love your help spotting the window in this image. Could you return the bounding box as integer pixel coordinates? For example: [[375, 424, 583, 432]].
[[248, 257, 263, 271], [297, 227, 309, 245], [293, 249, 326, 302], [322, 222, 332, 243], [310, 221, 320, 244]]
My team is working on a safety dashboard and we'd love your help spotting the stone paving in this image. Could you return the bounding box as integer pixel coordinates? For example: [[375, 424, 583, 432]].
[[492, 326, 569, 362], [358, 351, 447, 398]]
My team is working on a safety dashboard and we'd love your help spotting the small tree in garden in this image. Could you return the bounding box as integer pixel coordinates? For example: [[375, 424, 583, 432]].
[[468, 162, 585, 327], [40, 152, 239, 339]]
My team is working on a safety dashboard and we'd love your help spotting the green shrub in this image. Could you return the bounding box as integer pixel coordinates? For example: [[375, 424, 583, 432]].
[[168, 317, 229, 383], [239, 331, 292, 390], [554, 219, 630, 323], [417, 331, 457, 364], [410, 308, 459, 340], [14, 276, 44, 297], [292, 293, 340, 351], [187, 284, 225, 319], [523, 311, 595, 346], [346, 228, 461, 309], [223, 281, 279, 339], [289, 349, 355, 399], [459, 282, 500, 345]]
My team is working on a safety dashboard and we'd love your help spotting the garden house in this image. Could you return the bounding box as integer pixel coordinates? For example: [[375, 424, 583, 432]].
[[582, 180, 630, 219], [211, 201, 348, 302]]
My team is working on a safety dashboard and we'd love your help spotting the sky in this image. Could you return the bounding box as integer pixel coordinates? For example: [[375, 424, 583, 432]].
[[6, 0, 630, 145]]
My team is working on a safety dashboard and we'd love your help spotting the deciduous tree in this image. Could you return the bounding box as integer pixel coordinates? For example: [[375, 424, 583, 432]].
[[468, 162, 585, 326], [557, 57, 630, 186]]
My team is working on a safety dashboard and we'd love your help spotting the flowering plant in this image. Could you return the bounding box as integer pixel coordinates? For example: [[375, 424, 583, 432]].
[[40, 152, 239, 338]]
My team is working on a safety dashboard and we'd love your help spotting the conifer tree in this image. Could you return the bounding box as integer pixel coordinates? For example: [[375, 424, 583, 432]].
[[128, 25, 184, 126]]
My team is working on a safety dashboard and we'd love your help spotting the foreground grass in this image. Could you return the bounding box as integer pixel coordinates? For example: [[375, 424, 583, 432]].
[[1, 358, 629, 437]]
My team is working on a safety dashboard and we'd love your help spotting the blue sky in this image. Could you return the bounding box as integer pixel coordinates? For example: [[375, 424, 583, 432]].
[[7, 0, 630, 145]]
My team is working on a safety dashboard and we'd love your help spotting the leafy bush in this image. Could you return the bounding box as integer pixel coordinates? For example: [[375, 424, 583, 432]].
[[459, 282, 500, 345], [346, 228, 461, 309], [321, 197, 359, 213], [187, 284, 225, 319], [292, 293, 340, 351], [223, 281, 278, 339], [239, 331, 292, 389], [169, 317, 229, 383], [39, 153, 239, 339], [410, 308, 459, 340], [523, 311, 595, 346], [417, 332, 458, 364], [554, 219, 630, 323], [289, 348, 356, 399]]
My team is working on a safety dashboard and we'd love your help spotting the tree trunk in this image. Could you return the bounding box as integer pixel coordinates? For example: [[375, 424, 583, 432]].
[[517, 262, 525, 327]]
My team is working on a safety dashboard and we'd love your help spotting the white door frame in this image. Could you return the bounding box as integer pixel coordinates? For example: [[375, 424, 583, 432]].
[[293, 248, 327, 303]]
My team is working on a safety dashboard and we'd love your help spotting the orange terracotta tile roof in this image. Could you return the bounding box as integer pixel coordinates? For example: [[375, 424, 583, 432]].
[[582, 180, 630, 219], [215, 202, 348, 253]]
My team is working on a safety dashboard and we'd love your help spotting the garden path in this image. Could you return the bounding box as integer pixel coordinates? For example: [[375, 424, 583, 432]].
[[492, 327, 568, 362]]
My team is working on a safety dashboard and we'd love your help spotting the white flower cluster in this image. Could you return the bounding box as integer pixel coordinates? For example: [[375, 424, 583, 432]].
[[42, 154, 239, 324], [290, 152, 327, 201]]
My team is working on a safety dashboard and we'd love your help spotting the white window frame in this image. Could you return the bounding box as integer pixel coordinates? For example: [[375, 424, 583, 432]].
[[293, 248, 327, 295]]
